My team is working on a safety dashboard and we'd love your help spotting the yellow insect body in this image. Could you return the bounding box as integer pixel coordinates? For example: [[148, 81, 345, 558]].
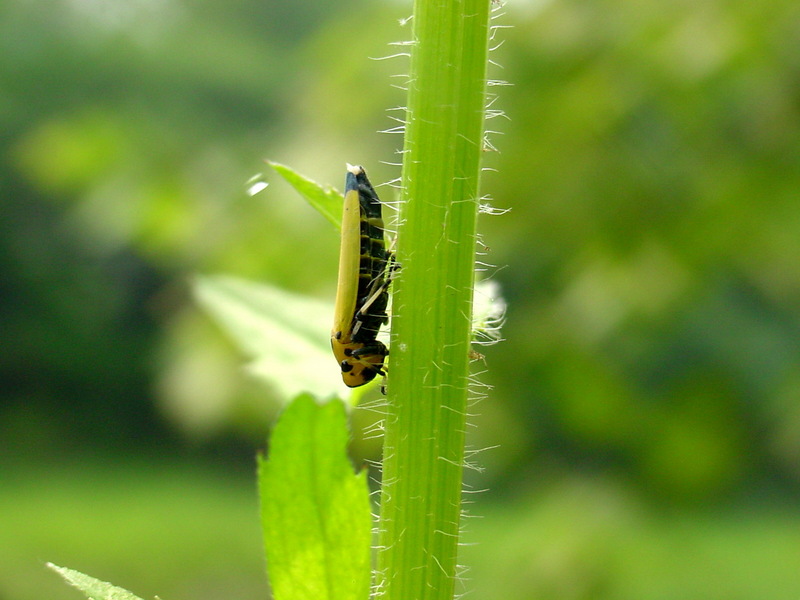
[[332, 169, 362, 340], [331, 165, 391, 387]]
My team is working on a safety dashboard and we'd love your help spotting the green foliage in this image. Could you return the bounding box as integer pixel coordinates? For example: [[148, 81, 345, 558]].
[[462, 481, 800, 600], [193, 274, 338, 399], [267, 161, 344, 230], [4, 0, 800, 598], [258, 395, 372, 600], [477, 0, 800, 502], [2, 461, 265, 600], [48, 565, 146, 600]]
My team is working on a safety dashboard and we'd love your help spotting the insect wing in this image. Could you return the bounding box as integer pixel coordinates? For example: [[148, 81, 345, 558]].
[[331, 173, 363, 343]]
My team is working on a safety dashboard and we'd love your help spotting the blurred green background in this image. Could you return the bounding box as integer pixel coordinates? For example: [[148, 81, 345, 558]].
[[2, 0, 800, 599]]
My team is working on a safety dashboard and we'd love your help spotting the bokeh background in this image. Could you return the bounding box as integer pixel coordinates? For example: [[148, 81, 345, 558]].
[[2, 0, 800, 599]]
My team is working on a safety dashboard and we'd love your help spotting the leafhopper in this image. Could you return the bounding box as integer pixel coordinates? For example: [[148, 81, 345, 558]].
[[331, 165, 393, 387]]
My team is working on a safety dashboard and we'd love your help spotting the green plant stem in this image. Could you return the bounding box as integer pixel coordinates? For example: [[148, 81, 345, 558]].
[[377, 0, 491, 598]]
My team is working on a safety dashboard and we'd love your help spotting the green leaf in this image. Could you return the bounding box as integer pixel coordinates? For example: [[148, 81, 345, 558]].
[[193, 274, 344, 399], [47, 564, 146, 600], [268, 161, 343, 229], [259, 394, 372, 600]]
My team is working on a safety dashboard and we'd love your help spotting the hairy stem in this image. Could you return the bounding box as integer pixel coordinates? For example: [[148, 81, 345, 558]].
[[377, 0, 491, 598]]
